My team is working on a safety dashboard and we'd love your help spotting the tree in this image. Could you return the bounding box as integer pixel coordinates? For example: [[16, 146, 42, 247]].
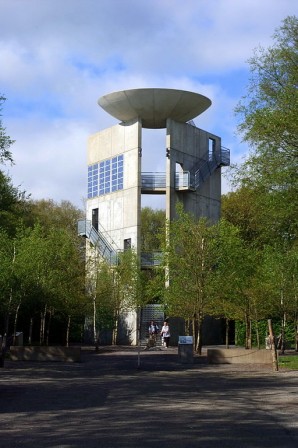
[[235, 16, 298, 186], [141, 207, 165, 251], [0, 95, 14, 165], [234, 16, 298, 246], [44, 227, 88, 346], [25, 199, 84, 234], [0, 171, 30, 237], [161, 204, 217, 354], [256, 244, 298, 352], [209, 218, 268, 349]]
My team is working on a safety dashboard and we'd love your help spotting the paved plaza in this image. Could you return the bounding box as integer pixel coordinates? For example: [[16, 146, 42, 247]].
[[1, 346, 297, 447]]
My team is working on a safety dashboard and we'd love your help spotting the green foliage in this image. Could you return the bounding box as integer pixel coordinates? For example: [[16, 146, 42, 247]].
[[0, 171, 30, 237], [0, 215, 88, 344], [141, 207, 165, 251], [235, 319, 296, 347], [0, 95, 14, 165], [233, 16, 298, 248], [235, 16, 298, 187], [162, 204, 215, 320]]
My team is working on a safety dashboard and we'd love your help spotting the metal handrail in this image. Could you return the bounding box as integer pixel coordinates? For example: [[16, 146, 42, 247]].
[[141, 173, 166, 189], [77, 219, 118, 264]]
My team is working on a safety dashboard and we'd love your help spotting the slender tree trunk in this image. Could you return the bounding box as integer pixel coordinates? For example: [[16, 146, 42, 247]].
[[185, 318, 190, 336], [294, 286, 297, 352], [248, 320, 252, 349], [268, 319, 278, 371], [245, 313, 250, 349], [112, 310, 119, 345], [12, 301, 21, 346], [93, 295, 98, 350], [279, 287, 286, 354], [295, 318, 298, 352], [28, 317, 33, 345], [280, 311, 286, 355], [225, 318, 229, 348], [40, 304, 47, 345], [66, 315, 71, 347], [4, 289, 14, 337], [46, 308, 52, 346], [192, 318, 196, 349], [255, 320, 260, 349], [195, 316, 203, 355]]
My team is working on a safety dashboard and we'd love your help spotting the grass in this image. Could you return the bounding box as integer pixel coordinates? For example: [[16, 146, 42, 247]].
[[279, 355, 298, 370]]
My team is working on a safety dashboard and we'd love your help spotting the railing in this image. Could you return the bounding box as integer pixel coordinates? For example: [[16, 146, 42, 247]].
[[141, 147, 229, 192], [141, 172, 192, 191], [175, 171, 191, 189], [220, 146, 230, 166], [141, 252, 163, 267], [78, 219, 162, 268], [192, 146, 230, 189], [141, 173, 166, 190], [77, 219, 118, 264]]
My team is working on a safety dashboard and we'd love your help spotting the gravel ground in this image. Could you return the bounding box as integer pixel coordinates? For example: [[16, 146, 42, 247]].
[[0, 346, 297, 448]]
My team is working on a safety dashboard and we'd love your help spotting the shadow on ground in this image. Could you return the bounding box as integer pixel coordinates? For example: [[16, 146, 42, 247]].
[[1, 346, 297, 448]]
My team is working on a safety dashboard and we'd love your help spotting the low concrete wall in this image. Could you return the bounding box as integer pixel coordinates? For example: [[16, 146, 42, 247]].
[[207, 348, 273, 364], [10, 346, 81, 362]]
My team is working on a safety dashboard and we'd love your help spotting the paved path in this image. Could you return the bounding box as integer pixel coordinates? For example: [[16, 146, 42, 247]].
[[1, 346, 297, 448]]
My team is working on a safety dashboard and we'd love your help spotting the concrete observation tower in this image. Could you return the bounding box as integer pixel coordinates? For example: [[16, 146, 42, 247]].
[[78, 88, 230, 344]]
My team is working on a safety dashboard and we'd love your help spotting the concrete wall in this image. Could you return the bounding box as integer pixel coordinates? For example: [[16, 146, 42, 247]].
[[166, 119, 221, 223], [87, 119, 142, 252], [10, 346, 81, 362], [207, 348, 273, 364]]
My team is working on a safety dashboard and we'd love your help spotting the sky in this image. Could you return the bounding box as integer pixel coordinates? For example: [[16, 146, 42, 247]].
[[1, 0, 297, 210]]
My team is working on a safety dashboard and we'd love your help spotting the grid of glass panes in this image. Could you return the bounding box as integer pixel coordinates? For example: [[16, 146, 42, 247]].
[[87, 154, 124, 198], [112, 154, 123, 192]]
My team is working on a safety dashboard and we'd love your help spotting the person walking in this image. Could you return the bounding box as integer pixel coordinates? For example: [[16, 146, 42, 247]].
[[160, 321, 170, 348], [148, 321, 159, 345]]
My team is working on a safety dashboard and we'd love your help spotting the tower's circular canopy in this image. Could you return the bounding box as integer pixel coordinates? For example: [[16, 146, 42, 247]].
[[98, 88, 211, 129]]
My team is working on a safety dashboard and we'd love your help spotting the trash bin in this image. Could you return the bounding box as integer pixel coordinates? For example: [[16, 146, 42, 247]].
[[178, 336, 194, 364]]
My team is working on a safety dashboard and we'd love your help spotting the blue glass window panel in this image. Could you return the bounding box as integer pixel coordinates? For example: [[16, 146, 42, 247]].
[[87, 154, 124, 197]]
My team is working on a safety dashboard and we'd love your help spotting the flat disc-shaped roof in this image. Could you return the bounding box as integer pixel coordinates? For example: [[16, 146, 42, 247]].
[[98, 88, 211, 129]]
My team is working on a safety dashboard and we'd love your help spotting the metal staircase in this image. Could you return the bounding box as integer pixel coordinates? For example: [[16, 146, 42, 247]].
[[141, 146, 230, 192], [191, 146, 230, 190], [140, 304, 164, 347], [77, 219, 119, 265]]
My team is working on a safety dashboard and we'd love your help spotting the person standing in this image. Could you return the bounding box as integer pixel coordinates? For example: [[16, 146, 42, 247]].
[[160, 321, 170, 348], [148, 321, 159, 343]]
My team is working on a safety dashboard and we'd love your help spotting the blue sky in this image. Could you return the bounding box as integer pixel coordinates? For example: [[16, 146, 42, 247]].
[[1, 0, 297, 209]]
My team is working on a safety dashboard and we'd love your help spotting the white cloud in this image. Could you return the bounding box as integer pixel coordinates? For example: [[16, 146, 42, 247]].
[[0, 0, 296, 208]]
